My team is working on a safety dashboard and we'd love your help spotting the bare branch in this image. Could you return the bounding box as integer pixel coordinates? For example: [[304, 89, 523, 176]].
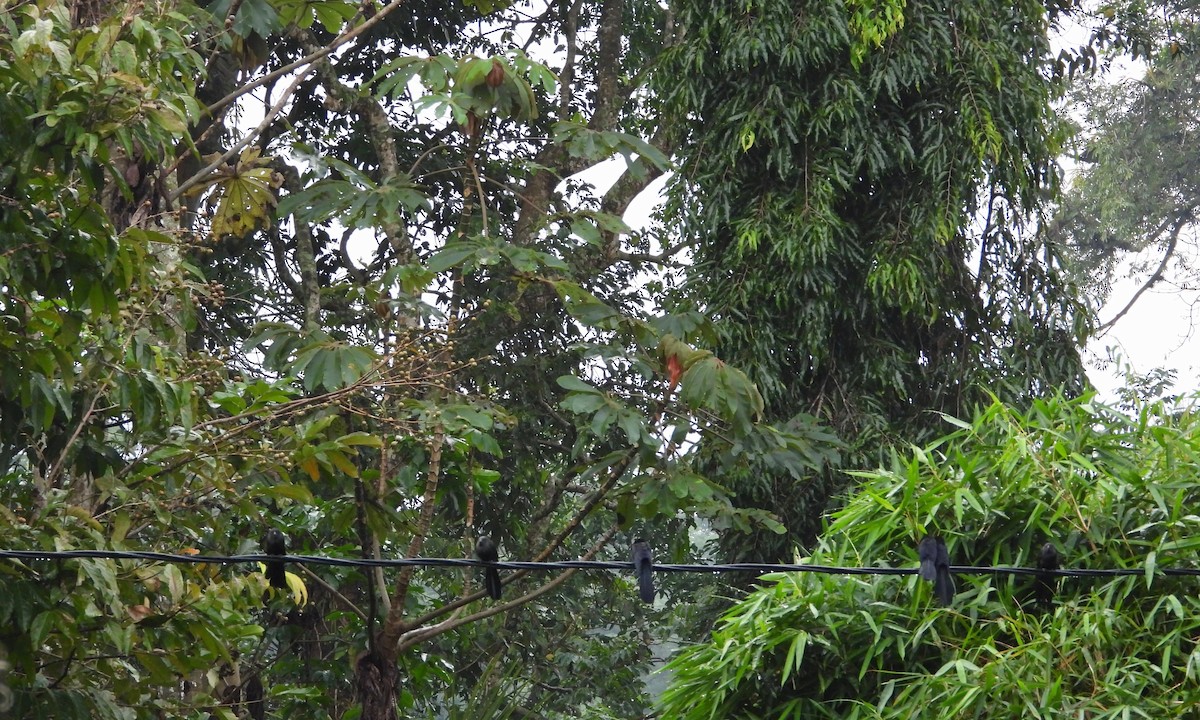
[[202, 2, 405, 119], [300, 565, 369, 622], [1097, 213, 1191, 336], [394, 525, 618, 653], [558, 0, 583, 118]]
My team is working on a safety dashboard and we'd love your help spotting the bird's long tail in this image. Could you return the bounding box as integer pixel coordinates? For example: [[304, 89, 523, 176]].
[[265, 561, 287, 589], [637, 563, 655, 604], [485, 567, 502, 600], [934, 568, 956, 606]]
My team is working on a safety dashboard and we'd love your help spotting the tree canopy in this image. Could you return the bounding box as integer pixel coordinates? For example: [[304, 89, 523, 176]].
[[0, 0, 802, 716], [0, 0, 1116, 717], [661, 0, 1089, 560], [1053, 1, 1200, 335]]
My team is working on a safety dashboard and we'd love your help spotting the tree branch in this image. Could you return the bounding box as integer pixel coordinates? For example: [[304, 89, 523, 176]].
[[1096, 213, 1190, 336], [170, 67, 311, 202], [399, 450, 636, 633], [590, 0, 626, 133], [202, 2, 405, 119], [557, 0, 583, 118], [289, 26, 412, 260], [394, 525, 618, 652], [300, 565, 368, 622], [378, 424, 445, 654]]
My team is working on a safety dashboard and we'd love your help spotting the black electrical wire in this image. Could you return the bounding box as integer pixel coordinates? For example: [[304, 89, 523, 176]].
[[3, 548, 1199, 578]]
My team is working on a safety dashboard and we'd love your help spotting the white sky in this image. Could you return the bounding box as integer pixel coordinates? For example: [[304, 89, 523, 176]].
[[1087, 259, 1200, 398]]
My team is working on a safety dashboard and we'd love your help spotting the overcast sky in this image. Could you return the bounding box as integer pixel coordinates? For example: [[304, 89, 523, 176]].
[[1087, 255, 1200, 398]]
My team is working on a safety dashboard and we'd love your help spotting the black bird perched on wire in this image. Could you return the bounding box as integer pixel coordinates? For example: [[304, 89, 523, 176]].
[[475, 536, 502, 600], [631, 538, 655, 604], [1034, 542, 1060, 609], [262, 528, 288, 590], [918, 535, 955, 606]]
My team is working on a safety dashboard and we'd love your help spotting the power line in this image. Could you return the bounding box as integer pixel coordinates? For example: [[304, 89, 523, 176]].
[[3, 548, 1198, 578]]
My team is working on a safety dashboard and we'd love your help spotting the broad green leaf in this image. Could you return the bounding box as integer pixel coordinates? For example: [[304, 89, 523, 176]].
[[428, 242, 482, 273], [556, 375, 598, 393]]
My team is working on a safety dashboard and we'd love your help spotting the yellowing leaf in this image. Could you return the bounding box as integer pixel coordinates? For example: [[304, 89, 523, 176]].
[[326, 449, 360, 478], [299, 456, 321, 481], [207, 149, 283, 238], [163, 564, 185, 602], [285, 570, 309, 605]]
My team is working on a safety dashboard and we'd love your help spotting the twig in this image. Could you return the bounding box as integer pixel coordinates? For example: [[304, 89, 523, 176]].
[[300, 564, 368, 622]]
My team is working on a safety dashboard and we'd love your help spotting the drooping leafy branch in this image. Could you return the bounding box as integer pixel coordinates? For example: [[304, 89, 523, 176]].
[[659, 0, 1091, 560]]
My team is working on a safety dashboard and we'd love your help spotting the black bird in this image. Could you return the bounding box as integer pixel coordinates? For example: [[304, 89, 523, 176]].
[[631, 538, 655, 604], [1034, 542, 1060, 609], [262, 528, 288, 590], [475, 536, 502, 600], [918, 535, 955, 606]]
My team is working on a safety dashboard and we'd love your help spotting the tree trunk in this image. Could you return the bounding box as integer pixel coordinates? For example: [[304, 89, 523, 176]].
[[355, 650, 399, 720]]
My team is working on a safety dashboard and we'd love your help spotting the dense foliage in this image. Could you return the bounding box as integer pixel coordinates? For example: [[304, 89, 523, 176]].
[[0, 0, 809, 717], [660, 0, 1091, 560], [0, 0, 1134, 717], [662, 394, 1200, 718]]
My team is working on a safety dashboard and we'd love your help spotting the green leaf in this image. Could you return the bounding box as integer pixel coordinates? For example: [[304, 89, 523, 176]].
[[570, 219, 602, 246], [231, 0, 281, 37], [556, 375, 598, 393], [466, 429, 503, 456], [325, 449, 360, 478], [255, 483, 316, 503], [617, 412, 643, 445], [310, 1, 357, 32], [29, 610, 56, 648], [561, 393, 606, 414], [428, 242, 481, 273], [338, 432, 383, 447], [781, 631, 807, 683], [472, 467, 501, 491], [454, 56, 494, 90], [460, 0, 514, 12]]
